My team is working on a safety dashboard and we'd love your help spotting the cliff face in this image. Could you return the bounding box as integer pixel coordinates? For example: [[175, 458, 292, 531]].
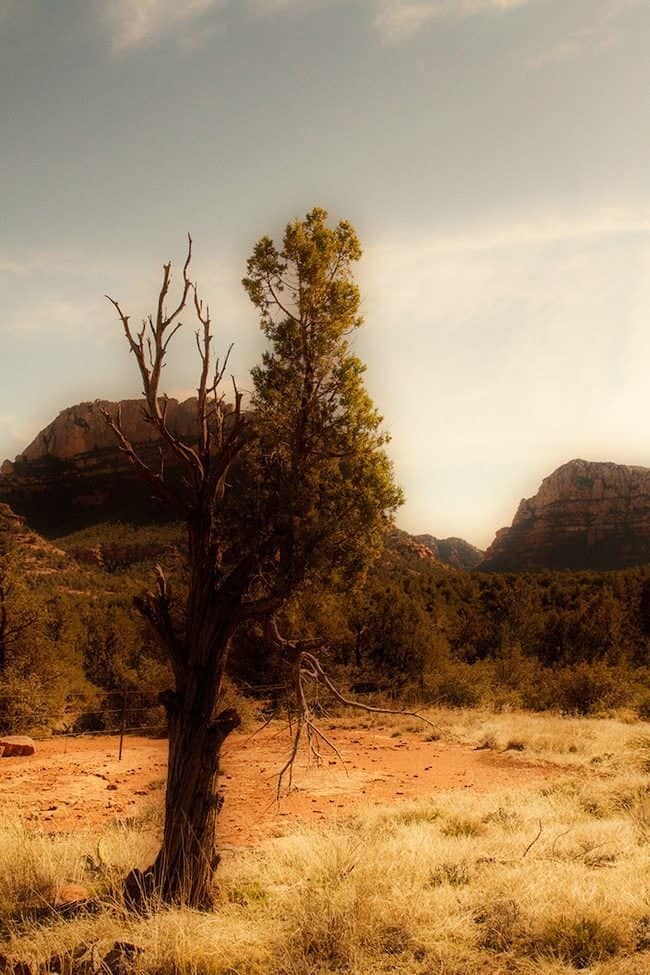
[[481, 459, 650, 571], [13, 399, 199, 465], [0, 399, 199, 536]]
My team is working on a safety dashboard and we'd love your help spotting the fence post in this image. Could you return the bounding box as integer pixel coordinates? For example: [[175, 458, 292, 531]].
[[118, 688, 127, 761]]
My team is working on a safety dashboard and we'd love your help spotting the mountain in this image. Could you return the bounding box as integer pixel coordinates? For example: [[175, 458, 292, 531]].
[[481, 459, 650, 571], [0, 399, 199, 536], [2, 401, 475, 574], [413, 534, 484, 570]]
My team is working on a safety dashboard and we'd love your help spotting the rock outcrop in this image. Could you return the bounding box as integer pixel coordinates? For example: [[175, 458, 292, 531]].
[[481, 459, 650, 571], [0, 399, 199, 536], [16, 399, 198, 464], [414, 534, 484, 570]]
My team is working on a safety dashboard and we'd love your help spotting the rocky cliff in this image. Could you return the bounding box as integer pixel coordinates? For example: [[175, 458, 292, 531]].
[[0, 399, 199, 536], [481, 459, 650, 571]]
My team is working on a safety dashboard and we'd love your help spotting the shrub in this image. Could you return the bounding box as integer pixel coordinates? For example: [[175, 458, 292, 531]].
[[556, 663, 627, 715], [522, 663, 629, 715], [431, 663, 483, 708], [534, 915, 625, 968], [637, 695, 650, 721]]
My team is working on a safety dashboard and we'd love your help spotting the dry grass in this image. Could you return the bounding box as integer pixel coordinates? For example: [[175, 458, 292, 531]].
[[1, 709, 649, 975]]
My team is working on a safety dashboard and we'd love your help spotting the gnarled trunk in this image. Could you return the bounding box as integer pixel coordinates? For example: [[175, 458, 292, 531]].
[[152, 697, 240, 906], [126, 622, 241, 910]]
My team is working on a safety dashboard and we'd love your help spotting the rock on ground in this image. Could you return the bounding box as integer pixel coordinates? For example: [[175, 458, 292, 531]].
[[0, 736, 36, 758]]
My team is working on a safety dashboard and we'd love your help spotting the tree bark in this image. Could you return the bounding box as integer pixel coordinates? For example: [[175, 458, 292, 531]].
[[151, 693, 240, 906], [127, 617, 242, 908]]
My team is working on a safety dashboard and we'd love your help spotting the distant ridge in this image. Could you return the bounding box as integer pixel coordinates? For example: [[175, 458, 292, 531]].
[[1, 401, 482, 567], [413, 534, 484, 570], [481, 459, 650, 571]]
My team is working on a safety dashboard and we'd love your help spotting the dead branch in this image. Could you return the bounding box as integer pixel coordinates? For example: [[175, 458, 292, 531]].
[[522, 819, 544, 858], [268, 617, 436, 796], [104, 235, 247, 496]]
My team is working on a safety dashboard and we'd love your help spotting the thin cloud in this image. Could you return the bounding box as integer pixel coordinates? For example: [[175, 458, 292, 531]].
[[0, 259, 24, 275], [368, 207, 650, 257], [100, 0, 322, 50], [100, 0, 226, 51], [373, 0, 532, 43], [99, 0, 535, 50], [525, 0, 642, 68], [373, 3, 438, 41]]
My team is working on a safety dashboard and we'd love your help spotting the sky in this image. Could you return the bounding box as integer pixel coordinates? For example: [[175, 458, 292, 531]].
[[2, 0, 650, 549]]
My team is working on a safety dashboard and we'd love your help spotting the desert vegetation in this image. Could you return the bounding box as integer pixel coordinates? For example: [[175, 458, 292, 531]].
[[1, 709, 649, 974]]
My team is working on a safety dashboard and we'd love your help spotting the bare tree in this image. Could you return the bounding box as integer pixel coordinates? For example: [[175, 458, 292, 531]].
[[101, 236, 262, 907]]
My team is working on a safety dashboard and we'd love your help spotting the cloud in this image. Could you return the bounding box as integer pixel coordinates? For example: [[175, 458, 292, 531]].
[[525, 0, 642, 68], [373, 0, 532, 42], [99, 0, 324, 50], [367, 207, 650, 262], [373, 2, 438, 41], [4, 296, 101, 337], [100, 0, 226, 51], [98, 0, 536, 51]]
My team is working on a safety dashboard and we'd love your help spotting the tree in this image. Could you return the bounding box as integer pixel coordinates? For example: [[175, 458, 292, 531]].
[[103, 208, 402, 908]]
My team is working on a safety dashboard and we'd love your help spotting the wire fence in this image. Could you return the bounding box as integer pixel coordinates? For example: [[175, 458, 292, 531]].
[[0, 689, 167, 760], [0, 682, 286, 760]]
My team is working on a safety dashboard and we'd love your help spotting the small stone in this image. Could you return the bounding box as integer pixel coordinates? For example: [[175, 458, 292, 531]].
[[43, 883, 90, 907]]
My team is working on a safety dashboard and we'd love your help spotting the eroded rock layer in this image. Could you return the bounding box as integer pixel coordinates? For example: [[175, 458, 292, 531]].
[[0, 399, 199, 535], [481, 459, 650, 571]]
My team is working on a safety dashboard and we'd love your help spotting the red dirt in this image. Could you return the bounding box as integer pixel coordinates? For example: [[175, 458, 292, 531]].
[[0, 723, 551, 845]]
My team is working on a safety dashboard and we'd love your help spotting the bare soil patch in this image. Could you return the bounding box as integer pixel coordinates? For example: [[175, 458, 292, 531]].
[[0, 723, 552, 845]]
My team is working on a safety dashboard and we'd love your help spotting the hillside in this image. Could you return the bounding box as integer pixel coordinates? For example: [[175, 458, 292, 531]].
[[414, 534, 484, 570]]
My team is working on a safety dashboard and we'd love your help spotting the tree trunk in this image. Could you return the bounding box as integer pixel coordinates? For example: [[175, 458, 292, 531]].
[[153, 701, 240, 906], [126, 627, 241, 909]]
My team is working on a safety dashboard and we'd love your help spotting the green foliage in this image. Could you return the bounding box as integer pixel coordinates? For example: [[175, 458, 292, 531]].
[[243, 207, 403, 592], [0, 534, 90, 732]]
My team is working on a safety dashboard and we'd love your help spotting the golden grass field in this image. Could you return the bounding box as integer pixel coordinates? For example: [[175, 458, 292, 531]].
[[1, 708, 649, 975]]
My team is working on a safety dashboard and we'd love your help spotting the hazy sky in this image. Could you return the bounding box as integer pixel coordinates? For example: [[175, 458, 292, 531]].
[[2, 0, 650, 548]]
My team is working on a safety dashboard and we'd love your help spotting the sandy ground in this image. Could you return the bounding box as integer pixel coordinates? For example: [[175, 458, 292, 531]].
[[0, 724, 551, 845]]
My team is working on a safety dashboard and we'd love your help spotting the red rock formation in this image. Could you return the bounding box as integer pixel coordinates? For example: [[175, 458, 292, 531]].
[[481, 459, 650, 571], [0, 399, 200, 535]]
